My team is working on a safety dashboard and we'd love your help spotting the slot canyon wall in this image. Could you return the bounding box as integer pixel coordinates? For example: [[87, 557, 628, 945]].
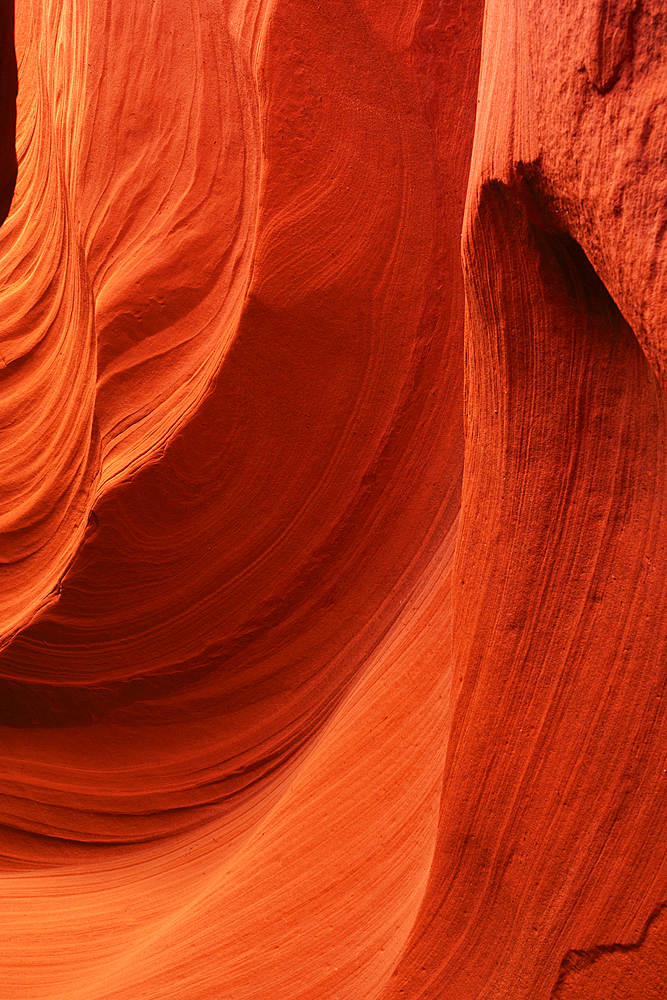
[[0, 0, 665, 998]]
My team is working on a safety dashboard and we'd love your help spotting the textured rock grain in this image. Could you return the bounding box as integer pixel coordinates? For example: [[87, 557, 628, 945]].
[[0, 1, 481, 997], [1, 1, 666, 998], [385, 2, 667, 998]]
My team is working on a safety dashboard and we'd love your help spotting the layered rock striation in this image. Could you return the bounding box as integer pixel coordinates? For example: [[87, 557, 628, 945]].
[[0, 1, 665, 998]]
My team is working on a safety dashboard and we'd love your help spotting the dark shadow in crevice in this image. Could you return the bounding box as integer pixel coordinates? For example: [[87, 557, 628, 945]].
[[0, 0, 16, 226]]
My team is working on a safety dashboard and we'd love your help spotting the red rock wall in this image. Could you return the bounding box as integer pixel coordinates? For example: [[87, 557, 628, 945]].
[[0, 1, 665, 998], [386, 1, 667, 997]]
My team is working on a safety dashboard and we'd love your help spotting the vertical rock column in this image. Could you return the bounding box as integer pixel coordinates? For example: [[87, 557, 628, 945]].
[[386, 1, 667, 997]]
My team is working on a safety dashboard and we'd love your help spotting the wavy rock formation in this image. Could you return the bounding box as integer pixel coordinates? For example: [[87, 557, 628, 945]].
[[0, 0, 665, 998], [0, 0, 481, 996]]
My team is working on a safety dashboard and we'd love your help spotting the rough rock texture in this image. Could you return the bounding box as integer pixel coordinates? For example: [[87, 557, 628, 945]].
[[0, 0, 665, 998], [385, 1, 667, 997]]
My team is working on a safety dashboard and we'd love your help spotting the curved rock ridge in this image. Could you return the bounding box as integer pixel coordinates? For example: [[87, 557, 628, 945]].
[[0, 0, 483, 997], [0, 0, 478, 853], [0, 0, 267, 644], [0, 524, 458, 999], [1, 0, 666, 998]]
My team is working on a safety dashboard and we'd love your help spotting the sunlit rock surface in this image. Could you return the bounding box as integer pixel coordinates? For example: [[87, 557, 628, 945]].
[[0, 1, 665, 998]]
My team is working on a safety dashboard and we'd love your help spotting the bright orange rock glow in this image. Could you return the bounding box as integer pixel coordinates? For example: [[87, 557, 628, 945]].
[[0, 1, 666, 997]]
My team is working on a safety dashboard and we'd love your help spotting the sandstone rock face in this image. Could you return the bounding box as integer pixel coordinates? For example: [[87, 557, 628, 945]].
[[0, 1, 664, 998], [386, 2, 667, 997]]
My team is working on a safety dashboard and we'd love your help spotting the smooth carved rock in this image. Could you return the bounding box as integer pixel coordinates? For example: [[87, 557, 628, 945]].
[[0, 1, 480, 997], [0, 1, 665, 998]]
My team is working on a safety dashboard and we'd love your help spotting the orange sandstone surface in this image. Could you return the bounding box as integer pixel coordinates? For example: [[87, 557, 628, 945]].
[[0, 1, 665, 998]]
